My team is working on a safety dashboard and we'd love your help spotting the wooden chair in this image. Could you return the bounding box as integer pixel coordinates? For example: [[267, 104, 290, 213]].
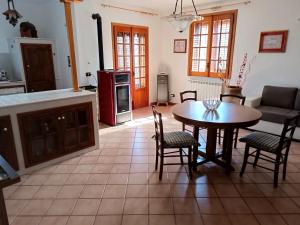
[[218, 94, 246, 148], [239, 113, 300, 187], [180, 91, 197, 133], [152, 106, 198, 180]]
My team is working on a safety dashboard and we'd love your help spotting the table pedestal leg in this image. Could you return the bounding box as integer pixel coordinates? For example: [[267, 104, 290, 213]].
[[206, 128, 217, 160], [0, 188, 9, 225], [223, 128, 235, 173], [193, 126, 200, 171]]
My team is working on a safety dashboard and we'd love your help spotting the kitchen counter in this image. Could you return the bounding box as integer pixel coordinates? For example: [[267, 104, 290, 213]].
[[0, 88, 94, 108], [0, 88, 99, 174]]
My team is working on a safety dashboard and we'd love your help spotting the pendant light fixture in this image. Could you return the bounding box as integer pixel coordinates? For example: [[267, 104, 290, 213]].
[[166, 0, 203, 33], [3, 0, 22, 27]]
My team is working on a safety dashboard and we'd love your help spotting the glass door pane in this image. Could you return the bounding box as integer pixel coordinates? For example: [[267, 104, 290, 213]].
[[116, 31, 131, 71], [133, 33, 146, 89]]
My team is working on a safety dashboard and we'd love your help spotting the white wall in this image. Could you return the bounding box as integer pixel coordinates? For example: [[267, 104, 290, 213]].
[[160, 0, 300, 103], [0, 0, 71, 88], [72, 0, 162, 102]]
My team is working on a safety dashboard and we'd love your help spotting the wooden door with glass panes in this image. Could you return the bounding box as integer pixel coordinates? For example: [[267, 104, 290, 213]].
[[113, 24, 149, 109]]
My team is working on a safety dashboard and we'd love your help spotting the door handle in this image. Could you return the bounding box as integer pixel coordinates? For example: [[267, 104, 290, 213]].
[[67, 56, 71, 67], [3, 127, 8, 132]]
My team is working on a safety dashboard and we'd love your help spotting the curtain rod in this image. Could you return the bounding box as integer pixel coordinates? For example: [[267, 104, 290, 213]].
[[101, 4, 159, 16], [187, 0, 251, 13]]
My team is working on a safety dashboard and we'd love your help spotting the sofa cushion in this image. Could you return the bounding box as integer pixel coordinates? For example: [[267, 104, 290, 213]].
[[294, 90, 300, 110], [261, 86, 298, 109], [257, 106, 293, 124]]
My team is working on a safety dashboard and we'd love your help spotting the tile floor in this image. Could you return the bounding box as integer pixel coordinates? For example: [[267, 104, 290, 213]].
[[4, 106, 300, 225]]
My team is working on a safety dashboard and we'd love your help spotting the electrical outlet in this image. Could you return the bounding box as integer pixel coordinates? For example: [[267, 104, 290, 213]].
[[86, 72, 92, 77], [170, 94, 175, 98]]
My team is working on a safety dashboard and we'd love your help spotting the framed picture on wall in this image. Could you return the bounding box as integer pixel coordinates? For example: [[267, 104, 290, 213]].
[[174, 39, 187, 53], [259, 30, 288, 53]]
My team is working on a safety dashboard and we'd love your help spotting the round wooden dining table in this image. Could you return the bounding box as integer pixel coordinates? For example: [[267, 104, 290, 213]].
[[172, 101, 262, 172]]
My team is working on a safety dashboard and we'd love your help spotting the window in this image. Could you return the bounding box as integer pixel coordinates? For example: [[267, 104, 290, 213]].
[[188, 11, 237, 78]]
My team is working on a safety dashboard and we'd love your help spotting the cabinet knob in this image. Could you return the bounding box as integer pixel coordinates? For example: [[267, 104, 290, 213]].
[[3, 127, 8, 132], [58, 117, 61, 120], [62, 116, 65, 120], [26, 65, 30, 68]]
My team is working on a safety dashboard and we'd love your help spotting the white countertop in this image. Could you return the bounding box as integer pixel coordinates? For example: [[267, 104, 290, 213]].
[[0, 81, 26, 88], [0, 88, 96, 108]]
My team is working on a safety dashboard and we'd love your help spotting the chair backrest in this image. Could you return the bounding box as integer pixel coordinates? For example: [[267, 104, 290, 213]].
[[278, 113, 300, 150], [220, 94, 246, 105], [180, 91, 197, 103], [152, 105, 164, 144]]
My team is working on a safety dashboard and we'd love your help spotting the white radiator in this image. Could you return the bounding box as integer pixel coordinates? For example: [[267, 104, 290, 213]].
[[188, 79, 223, 100]]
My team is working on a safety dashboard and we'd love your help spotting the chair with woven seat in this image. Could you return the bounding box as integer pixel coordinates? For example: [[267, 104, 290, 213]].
[[152, 105, 199, 180], [239, 113, 300, 187], [180, 91, 197, 133], [218, 94, 246, 148]]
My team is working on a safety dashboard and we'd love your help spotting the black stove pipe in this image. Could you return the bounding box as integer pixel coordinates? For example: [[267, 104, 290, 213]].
[[92, 13, 104, 71]]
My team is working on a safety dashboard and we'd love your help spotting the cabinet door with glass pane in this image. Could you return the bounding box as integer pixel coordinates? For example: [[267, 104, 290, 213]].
[[18, 111, 61, 167]]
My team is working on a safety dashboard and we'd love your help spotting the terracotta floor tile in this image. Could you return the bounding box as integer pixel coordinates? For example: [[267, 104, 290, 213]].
[[128, 173, 149, 184], [80, 185, 105, 198], [229, 215, 260, 225], [282, 214, 300, 225], [94, 215, 122, 225], [194, 184, 217, 197], [244, 198, 278, 214], [149, 198, 173, 214], [5, 199, 29, 215], [257, 184, 288, 197], [65, 174, 90, 185], [149, 215, 175, 225], [175, 215, 203, 225], [33, 186, 61, 199], [44, 174, 70, 185], [196, 198, 225, 214], [214, 184, 240, 197], [122, 215, 149, 225], [92, 164, 113, 173], [256, 215, 288, 225], [73, 165, 95, 174], [103, 185, 127, 198], [66, 216, 95, 225], [220, 198, 251, 214], [11, 216, 42, 225], [168, 173, 190, 184], [72, 199, 101, 215], [87, 174, 109, 185], [55, 165, 76, 174], [173, 198, 199, 214], [268, 198, 300, 214], [20, 199, 53, 215], [202, 215, 231, 225], [149, 184, 171, 197], [235, 183, 264, 197], [10, 186, 40, 199], [98, 199, 125, 215], [123, 198, 148, 214], [22, 174, 49, 185], [171, 184, 194, 197], [47, 199, 77, 215], [38, 216, 69, 225], [126, 185, 148, 198], [130, 164, 149, 173], [3, 185, 18, 199], [107, 174, 129, 185], [56, 185, 84, 199], [111, 164, 131, 173]]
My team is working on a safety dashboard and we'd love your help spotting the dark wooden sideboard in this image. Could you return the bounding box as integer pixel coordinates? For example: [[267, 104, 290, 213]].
[[0, 116, 19, 170], [18, 102, 95, 168]]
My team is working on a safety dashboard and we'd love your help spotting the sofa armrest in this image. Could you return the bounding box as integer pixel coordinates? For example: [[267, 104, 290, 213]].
[[245, 96, 262, 108]]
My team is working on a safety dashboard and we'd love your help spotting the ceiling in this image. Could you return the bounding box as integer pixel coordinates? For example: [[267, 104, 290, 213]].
[[102, 0, 229, 13]]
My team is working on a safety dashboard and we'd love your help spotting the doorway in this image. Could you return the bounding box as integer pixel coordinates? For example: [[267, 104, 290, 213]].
[[112, 24, 149, 109]]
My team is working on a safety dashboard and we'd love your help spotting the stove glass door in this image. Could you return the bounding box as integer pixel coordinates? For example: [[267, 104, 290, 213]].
[[116, 85, 130, 114]]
